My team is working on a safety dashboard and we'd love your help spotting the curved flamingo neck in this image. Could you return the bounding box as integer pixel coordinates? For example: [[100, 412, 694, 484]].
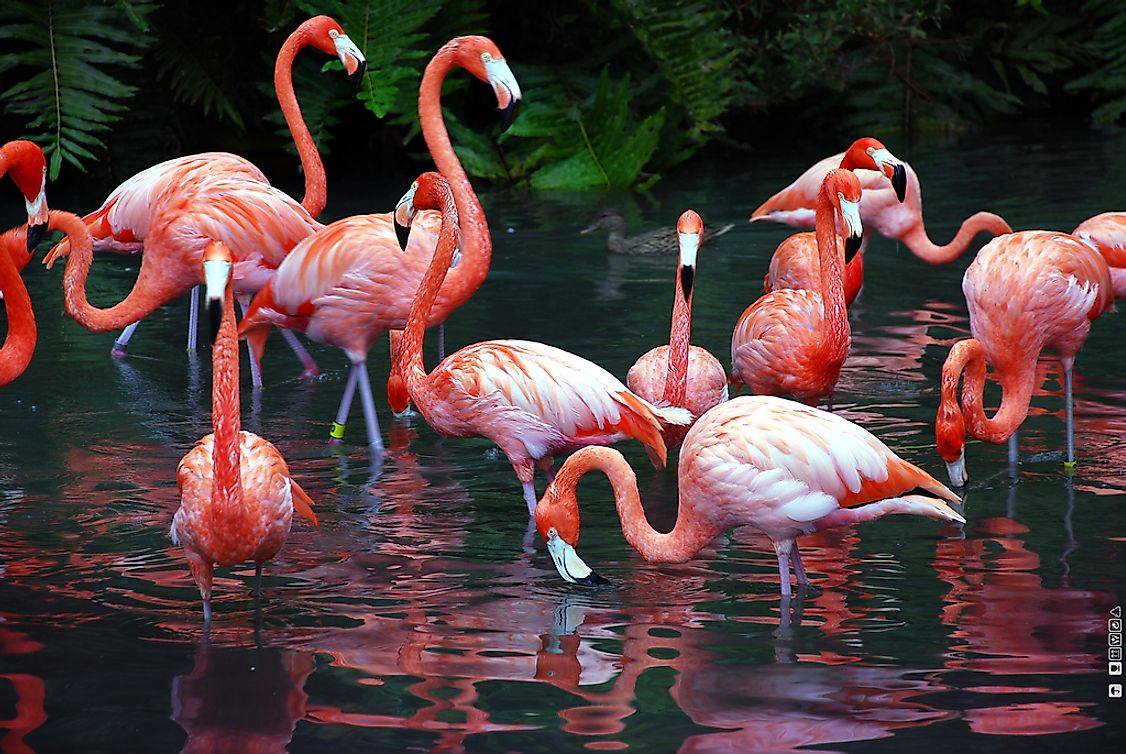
[[940, 338, 1036, 448], [58, 210, 171, 332], [0, 228, 35, 386], [210, 267, 243, 538], [418, 42, 489, 286], [663, 269, 691, 407], [899, 211, 1012, 265], [274, 24, 326, 218], [399, 179, 461, 409], [814, 176, 849, 345], [556, 448, 720, 563]]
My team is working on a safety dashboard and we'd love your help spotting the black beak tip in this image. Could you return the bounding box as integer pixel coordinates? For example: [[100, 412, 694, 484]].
[[845, 234, 863, 263], [394, 219, 411, 252], [576, 570, 612, 588], [208, 299, 222, 344], [26, 222, 47, 253], [679, 265, 695, 301], [892, 164, 907, 203], [499, 98, 520, 133], [349, 60, 367, 96]]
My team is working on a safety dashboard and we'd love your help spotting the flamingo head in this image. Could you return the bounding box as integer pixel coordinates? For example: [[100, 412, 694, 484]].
[[303, 16, 366, 80], [202, 241, 233, 343], [841, 137, 907, 202], [825, 169, 864, 262], [0, 140, 48, 252], [677, 209, 704, 301], [451, 36, 522, 131], [394, 172, 460, 254], [535, 480, 610, 588], [935, 345, 972, 487]]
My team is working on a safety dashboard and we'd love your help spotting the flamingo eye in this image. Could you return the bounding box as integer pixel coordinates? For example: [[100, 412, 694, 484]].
[[865, 147, 875, 156], [481, 51, 493, 63], [547, 527, 558, 538], [328, 29, 339, 39]]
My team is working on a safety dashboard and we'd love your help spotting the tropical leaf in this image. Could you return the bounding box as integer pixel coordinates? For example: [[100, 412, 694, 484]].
[[0, 0, 155, 178], [1065, 0, 1126, 125]]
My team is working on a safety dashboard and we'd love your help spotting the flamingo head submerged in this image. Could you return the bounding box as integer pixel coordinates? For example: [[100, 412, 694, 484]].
[[841, 136, 908, 202], [303, 16, 366, 84], [449, 36, 522, 131], [677, 209, 704, 301], [0, 140, 48, 252]]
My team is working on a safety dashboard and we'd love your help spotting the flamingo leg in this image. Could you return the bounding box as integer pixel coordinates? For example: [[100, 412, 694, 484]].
[[355, 361, 385, 453], [235, 296, 263, 389], [202, 598, 212, 627], [186, 285, 200, 351], [330, 363, 361, 443], [522, 482, 538, 517], [776, 549, 793, 599], [112, 321, 140, 358], [1064, 361, 1075, 466], [281, 329, 320, 378], [1007, 431, 1019, 480], [791, 546, 809, 587], [254, 563, 263, 600]]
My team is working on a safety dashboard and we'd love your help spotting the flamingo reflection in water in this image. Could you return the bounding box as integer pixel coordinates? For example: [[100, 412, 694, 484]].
[[0, 627, 47, 754], [932, 495, 1114, 736], [171, 642, 314, 753]]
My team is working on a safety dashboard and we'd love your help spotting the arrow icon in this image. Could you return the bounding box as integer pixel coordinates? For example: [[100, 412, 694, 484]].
[[1113, 606, 1123, 618]]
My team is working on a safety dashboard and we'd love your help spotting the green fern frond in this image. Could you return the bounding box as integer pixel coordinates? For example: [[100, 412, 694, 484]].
[[0, 0, 154, 178], [1065, 0, 1126, 125]]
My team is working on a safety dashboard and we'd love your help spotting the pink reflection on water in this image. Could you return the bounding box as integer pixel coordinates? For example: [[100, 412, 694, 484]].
[[0, 628, 46, 754]]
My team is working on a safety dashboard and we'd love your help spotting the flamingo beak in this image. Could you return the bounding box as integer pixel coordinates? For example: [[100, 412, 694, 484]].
[[393, 182, 418, 251], [869, 148, 907, 202], [203, 260, 231, 344], [946, 450, 968, 488], [545, 530, 611, 588], [678, 231, 699, 301], [25, 221, 47, 252], [333, 34, 367, 93], [485, 58, 522, 132], [890, 163, 907, 203], [838, 195, 863, 262]]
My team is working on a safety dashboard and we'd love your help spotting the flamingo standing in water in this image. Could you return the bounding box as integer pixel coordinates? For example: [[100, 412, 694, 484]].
[[393, 172, 690, 514], [935, 231, 1113, 487], [626, 210, 727, 451], [0, 139, 49, 262], [753, 139, 1010, 299], [761, 137, 906, 307], [45, 15, 365, 363], [730, 169, 863, 406], [239, 36, 520, 452], [171, 241, 318, 625], [534, 396, 965, 598], [1072, 212, 1126, 298]]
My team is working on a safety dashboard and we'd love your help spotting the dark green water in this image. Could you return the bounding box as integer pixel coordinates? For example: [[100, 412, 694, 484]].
[[2, 126, 1124, 752]]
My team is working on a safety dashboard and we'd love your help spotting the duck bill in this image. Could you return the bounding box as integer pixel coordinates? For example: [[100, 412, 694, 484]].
[[485, 58, 522, 132], [203, 260, 230, 344], [546, 532, 610, 587], [838, 196, 863, 262], [945, 451, 968, 488]]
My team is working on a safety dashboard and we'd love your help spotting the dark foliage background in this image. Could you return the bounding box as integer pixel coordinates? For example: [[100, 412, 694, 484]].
[[0, 0, 1119, 194]]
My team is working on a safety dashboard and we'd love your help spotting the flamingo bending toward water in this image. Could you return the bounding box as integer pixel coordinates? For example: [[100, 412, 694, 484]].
[[761, 137, 905, 306], [730, 169, 862, 406], [393, 172, 690, 514], [45, 15, 364, 362], [753, 139, 1010, 297], [0, 139, 48, 261], [171, 241, 317, 625], [1072, 212, 1126, 299], [626, 210, 727, 450], [240, 36, 520, 452], [935, 231, 1113, 487], [534, 396, 965, 598]]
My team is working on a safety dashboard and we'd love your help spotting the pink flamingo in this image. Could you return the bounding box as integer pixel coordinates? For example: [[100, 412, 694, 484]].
[[171, 240, 318, 625], [761, 137, 905, 307], [534, 396, 965, 598], [753, 139, 1011, 296], [393, 172, 690, 514], [0, 139, 48, 261], [49, 172, 323, 388], [730, 169, 863, 406], [45, 15, 364, 360], [935, 231, 1113, 486], [1071, 211, 1126, 298], [239, 36, 521, 452], [626, 210, 727, 450]]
